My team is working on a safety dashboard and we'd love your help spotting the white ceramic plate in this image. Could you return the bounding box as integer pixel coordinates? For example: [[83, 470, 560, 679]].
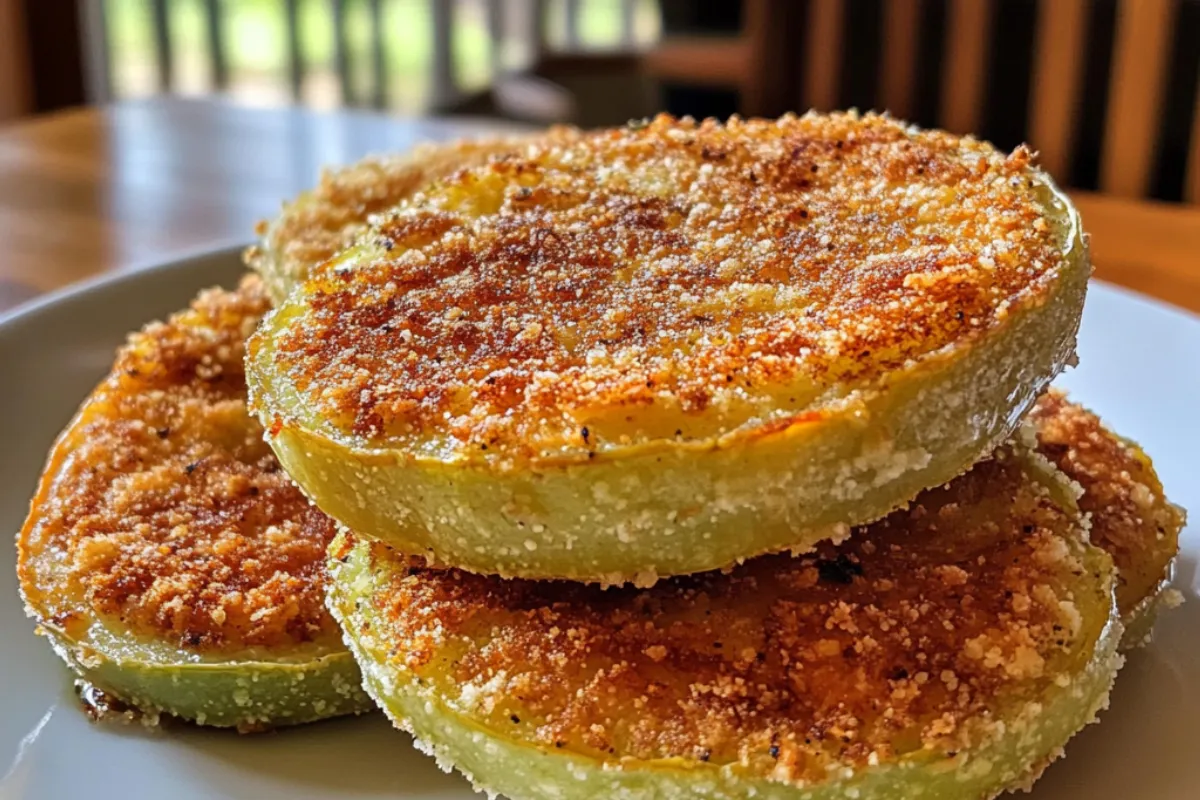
[[1, 248, 1197, 800]]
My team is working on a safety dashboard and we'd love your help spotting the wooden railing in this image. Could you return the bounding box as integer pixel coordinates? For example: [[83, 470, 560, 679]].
[[82, 0, 656, 111], [641, 0, 1200, 203], [67, 0, 1200, 203]]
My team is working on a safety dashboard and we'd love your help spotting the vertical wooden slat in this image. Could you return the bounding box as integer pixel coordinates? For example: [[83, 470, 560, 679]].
[[1148, 0, 1200, 201], [430, 0, 456, 108], [150, 0, 174, 92], [508, 0, 547, 68], [911, 0, 948, 128], [741, 0, 794, 118], [1028, 0, 1088, 180], [17, 1, 87, 111], [0, 0, 30, 119], [1101, 0, 1176, 197], [742, 0, 771, 116], [284, 0, 304, 101], [332, 0, 355, 105], [79, 0, 111, 103], [369, 0, 386, 108], [530, 0, 548, 64], [203, 0, 228, 91], [620, 0, 637, 47], [803, 0, 843, 112], [940, 0, 990, 134], [879, 0, 920, 120], [1067, 0, 1118, 189], [1189, 85, 1200, 203], [564, 0, 581, 49], [838, 0, 884, 111], [487, 0, 506, 73], [981, 0, 1037, 152]]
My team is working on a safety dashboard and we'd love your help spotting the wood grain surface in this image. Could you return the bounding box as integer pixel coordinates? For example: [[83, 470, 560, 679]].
[[0, 97, 1197, 315]]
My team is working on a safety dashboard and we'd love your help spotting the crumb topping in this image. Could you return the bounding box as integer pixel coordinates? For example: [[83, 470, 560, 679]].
[[21, 277, 339, 652], [1031, 390, 1185, 618], [267, 112, 1070, 460], [349, 447, 1109, 783], [245, 135, 539, 298]]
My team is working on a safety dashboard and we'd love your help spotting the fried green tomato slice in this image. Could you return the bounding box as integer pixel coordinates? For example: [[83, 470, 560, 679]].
[[1030, 391, 1186, 647], [251, 111, 1091, 584], [244, 134, 541, 304], [328, 445, 1122, 800], [17, 276, 370, 730]]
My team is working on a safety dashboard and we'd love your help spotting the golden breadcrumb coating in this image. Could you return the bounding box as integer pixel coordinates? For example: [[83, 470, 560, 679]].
[[332, 444, 1113, 786], [19, 276, 339, 652], [1031, 390, 1185, 620], [245, 135, 543, 301], [272, 112, 1073, 460]]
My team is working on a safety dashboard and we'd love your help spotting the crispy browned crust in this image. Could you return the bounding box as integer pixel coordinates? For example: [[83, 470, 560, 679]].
[[272, 112, 1073, 460], [1031, 390, 1185, 621], [18, 276, 339, 652], [244, 135, 543, 300], [336, 445, 1110, 785]]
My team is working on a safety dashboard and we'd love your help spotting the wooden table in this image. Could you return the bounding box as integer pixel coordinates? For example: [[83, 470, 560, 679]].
[[1, 97, 1198, 316]]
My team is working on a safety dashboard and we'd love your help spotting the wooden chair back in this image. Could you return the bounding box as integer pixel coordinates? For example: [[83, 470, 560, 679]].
[[718, 0, 1200, 202]]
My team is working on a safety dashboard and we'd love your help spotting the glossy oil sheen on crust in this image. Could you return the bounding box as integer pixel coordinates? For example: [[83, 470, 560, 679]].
[[327, 443, 1123, 800], [251, 112, 1092, 583], [17, 276, 369, 728]]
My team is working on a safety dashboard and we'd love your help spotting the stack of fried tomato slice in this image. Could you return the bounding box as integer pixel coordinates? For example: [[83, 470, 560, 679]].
[[328, 413, 1174, 799], [18, 277, 370, 729], [328, 392, 1183, 798], [14, 111, 1183, 800]]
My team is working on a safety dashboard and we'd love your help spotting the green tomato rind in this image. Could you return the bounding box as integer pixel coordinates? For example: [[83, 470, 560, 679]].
[[33, 614, 370, 729], [15, 277, 374, 730], [1119, 577, 1179, 651], [250, 177, 1090, 584], [328, 530, 1123, 800]]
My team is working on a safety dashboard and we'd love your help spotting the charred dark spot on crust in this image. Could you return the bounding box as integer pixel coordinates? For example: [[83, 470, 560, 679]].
[[817, 554, 863, 585], [49, 610, 82, 628]]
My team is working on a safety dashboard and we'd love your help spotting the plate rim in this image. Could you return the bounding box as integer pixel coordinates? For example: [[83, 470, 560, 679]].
[[0, 240, 250, 330], [0, 241, 1196, 799]]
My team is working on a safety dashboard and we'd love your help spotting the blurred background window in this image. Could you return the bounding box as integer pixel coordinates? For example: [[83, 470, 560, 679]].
[[97, 0, 663, 114], [3, 0, 1199, 202]]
